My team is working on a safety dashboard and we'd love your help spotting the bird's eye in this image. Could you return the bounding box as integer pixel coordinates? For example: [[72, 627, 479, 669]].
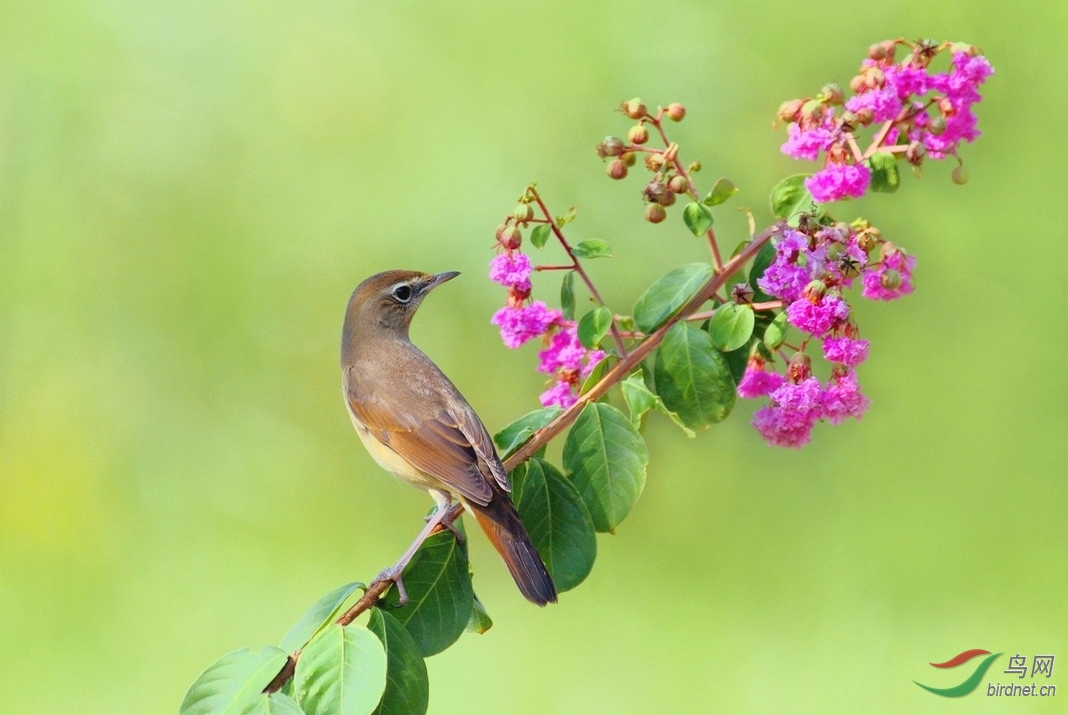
[[391, 284, 413, 303]]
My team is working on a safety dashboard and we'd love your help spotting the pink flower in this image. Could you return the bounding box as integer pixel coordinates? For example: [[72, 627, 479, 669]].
[[737, 361, 786, 398], [491, 302, 560, 348], [781, 122, 835, 161], [757, 229, 813, 302], [805, 163, 871, 202], [537, 326, 588, 374], [752, 377, 824, 448], [539, 380, 577, 409], [822, 336, 870, 366], [821, 370, 870, 424], [489, 252, 533, 292], [861, 252, 916, 301], [786, 294, 850, 337], [845, 86, 902, 123]]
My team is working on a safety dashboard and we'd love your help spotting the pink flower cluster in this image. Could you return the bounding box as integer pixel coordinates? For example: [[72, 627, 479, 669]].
[[739, 355, 870, 448], [489, 248, 604, 409], [741, 218, 914, 447], [779, 41, 993, 202]]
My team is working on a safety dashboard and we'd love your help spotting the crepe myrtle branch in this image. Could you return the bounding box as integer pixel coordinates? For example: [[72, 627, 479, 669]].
[[263, 222, 779, 696]]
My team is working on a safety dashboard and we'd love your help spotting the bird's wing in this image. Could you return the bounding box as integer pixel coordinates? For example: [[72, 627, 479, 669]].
[[345, 379, 497, 506]]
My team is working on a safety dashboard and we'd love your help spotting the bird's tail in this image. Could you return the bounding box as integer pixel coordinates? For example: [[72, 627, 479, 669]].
[[468, 496, 557, 606]]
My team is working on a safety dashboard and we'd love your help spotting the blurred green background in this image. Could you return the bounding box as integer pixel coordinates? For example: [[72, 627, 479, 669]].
[[2, 0, 1064, 712]]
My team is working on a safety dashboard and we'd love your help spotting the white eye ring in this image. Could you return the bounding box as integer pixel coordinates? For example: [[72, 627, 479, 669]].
[[391, 283, 413, 303]]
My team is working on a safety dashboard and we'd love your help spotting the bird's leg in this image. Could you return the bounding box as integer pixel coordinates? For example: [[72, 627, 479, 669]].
[[428, 490, 465, 542], [377, 505, 453, 606]]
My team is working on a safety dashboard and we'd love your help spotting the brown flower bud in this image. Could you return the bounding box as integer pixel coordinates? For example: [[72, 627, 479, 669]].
[[598, 135, 625, 157], [820, 82, 844, 106], [777, 99, 804, 123], [905, 141, 926, 166], [622, 97, 646, 119], [868, 42, 887, 61], [645, 153, 665, 172], [500, 225, 522, 250], [628, 124, 649, 145], [787, 352, 812, 383], [668, 175, 689, 194], [665, 103, 686, 121], [642, 179, 666, 204], [606, 160, 629, 180], [644, 203, 667, 224], [659, 190, 676, 207]]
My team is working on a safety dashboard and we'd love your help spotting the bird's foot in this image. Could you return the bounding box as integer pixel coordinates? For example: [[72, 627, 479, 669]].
[[376, 566, 409, 606]]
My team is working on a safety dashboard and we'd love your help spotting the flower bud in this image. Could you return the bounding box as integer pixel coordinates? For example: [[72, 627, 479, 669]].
[[927, 116, 947, 136], [787, 352, 812, 383], [666, 103, 686, 121], [645, 153, 665, 172], [659, 190, 677, 207], [642, 179, 666, 204], [513, 203, 534, 223], [905, 141, 926, 166], [854, 107, 874, 125], [868, 42, 887, 61], [878, 241, 903, 262], [688, 161, 702, 173], [668, 175, 689, 194], [777, 99, 804, 122], [628, 124, 649, 145], [819, 82, 844, 106], [598, 135, 625, 157], [731, 282, 754, 304], [951, 164, 970, 185], [500, 225, 522, 250], [606, 159, 629, 180], [802, 279, 827, 303], [644, 203, 667, 224], [849, 75, 867, 94], [622, 97, 646, 119], [621, 151, 637, 167]]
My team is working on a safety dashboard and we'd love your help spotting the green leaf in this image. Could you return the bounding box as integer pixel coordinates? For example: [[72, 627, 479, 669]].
[[770, 174, 817, 221], [368, 608, 429, 715], [493, 407, 562, 460], [868, 151, 900, 193], [654, 323, 736, 429], [571, 239, 612, 259], [633, 263, 713, 332], [763, 311, 788, 350], [682, 202, 714, 236], [577, 306, 613, 349], [530, 224, 551, 249], [702, 178, 739, 206], [563, 402, 649, 533], [180, 647, 292, 715], [556, 207, 577, 227], [293, 624, 387, 715], [379, 531, 473, 657], [280, 582, 365, 654], [620, 370, 695, 438], [249, 693, 305, 715], [722, 342, 751, 387], [511, 458, 597, 591], [465, 593, 493, 634], [708, 303, 755, 352], [560, 271, 576, 321]]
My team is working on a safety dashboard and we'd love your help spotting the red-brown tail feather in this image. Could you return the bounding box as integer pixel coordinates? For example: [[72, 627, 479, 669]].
[[468, 496, 557, 606]]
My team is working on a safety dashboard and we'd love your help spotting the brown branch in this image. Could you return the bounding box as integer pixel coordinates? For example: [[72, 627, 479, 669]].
[[265, 222, 780, 694]]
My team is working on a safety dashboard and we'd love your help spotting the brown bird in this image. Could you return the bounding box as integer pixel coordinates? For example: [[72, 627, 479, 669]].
[[341, 269, 557, 606]]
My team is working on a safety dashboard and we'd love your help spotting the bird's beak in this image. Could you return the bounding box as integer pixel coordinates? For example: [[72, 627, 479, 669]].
[[425, 271, 460, 292]]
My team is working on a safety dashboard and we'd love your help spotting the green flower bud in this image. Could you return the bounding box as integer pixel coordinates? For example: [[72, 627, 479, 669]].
[[666, 103, 686, 121], [628, 124, 649, 145], [622, 97, 646, 119]]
